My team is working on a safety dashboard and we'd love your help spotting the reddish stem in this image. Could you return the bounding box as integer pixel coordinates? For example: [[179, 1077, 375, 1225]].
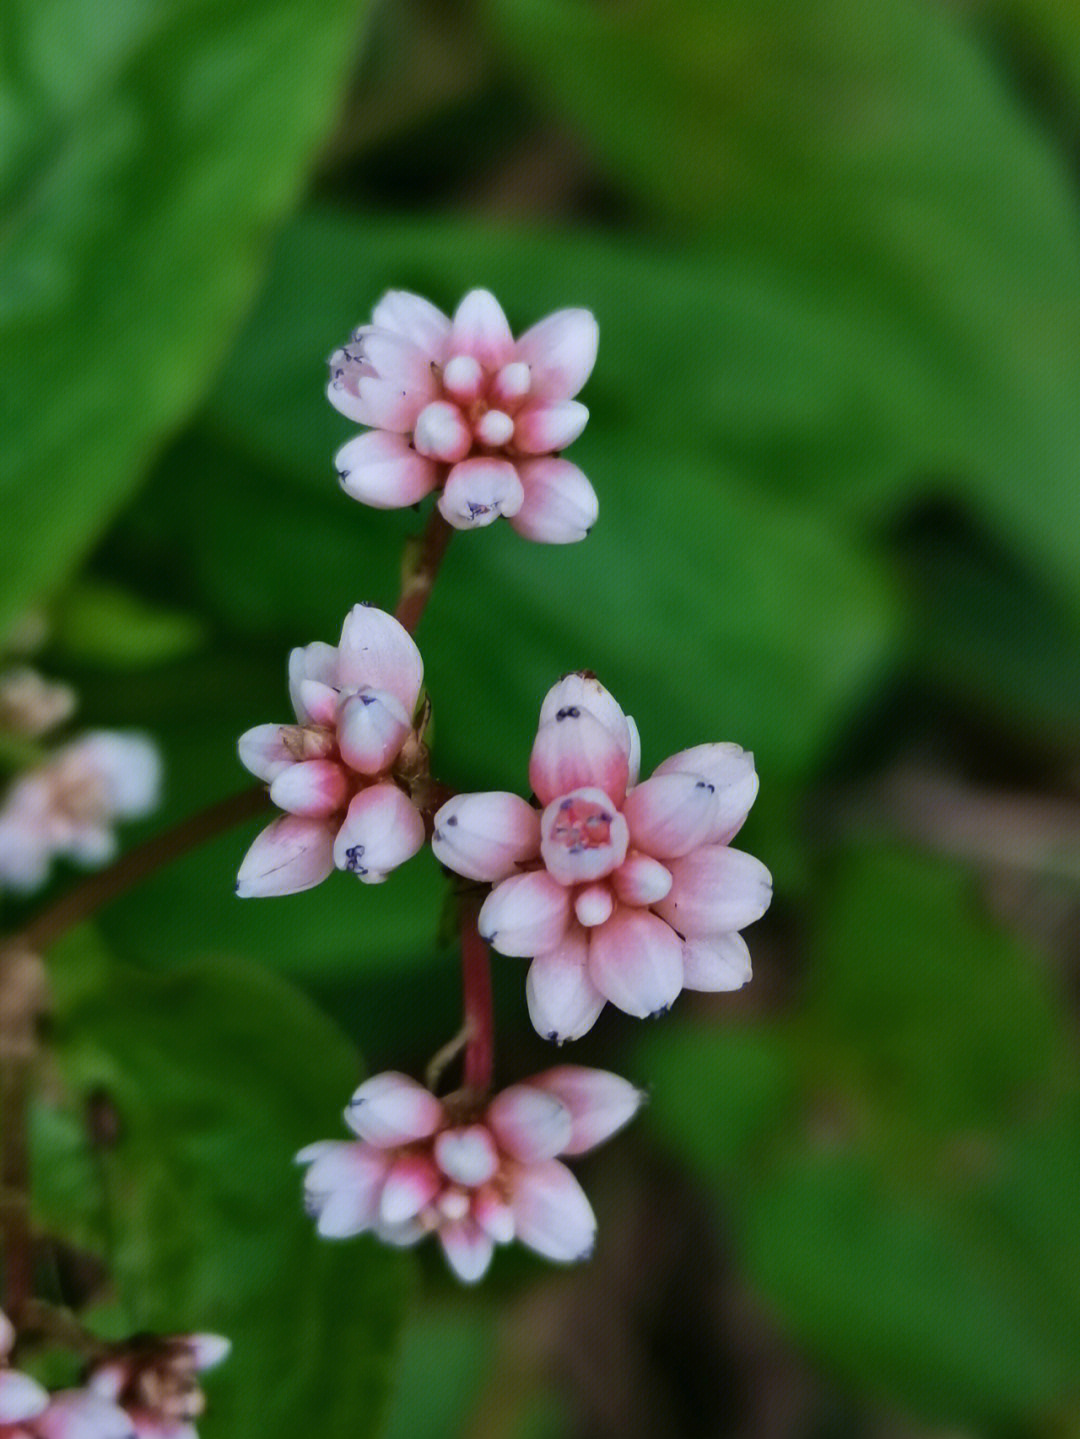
[[394, 508, 454, 635], [460, 895, 494, 1095]]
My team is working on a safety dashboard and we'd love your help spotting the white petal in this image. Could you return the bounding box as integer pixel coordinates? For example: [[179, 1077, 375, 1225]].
[[623, 772, 718, 859], [477, 871, 571, 958], [0, 1369, 49, 1423], [513, 308, 599, 402], [301, 1141, 390, 1235], [653, 846, 773, 937], [537, 673, 631, 754], [268, 759, 348, 817], [434, 1125, 500, 1186], [438, 458, 524, 529], [412, 401, 472, 463], [335, 431, 440, 510], [431, 791, 540, 882], [34, 1391, 136, 1439], [439, 1219, 495, 1284], [681, 932, 753, 992], [235, 815, 334, 898], [379, 1153, 443, 1224], [441, 353, 484, 402], [525, 931, 606, 1043], [473, 1186, 516, 1243], [612, 853, 672, 906], [185, 1334, 231, 1371], [529, 1067, 645, 1155], [332, 783, 426, 882], [587, 909, 683, 1018], [486, 1086, 571, 1163], [510, 458, 598, 544], [288, 641, 339, 720], [336, 689, 411, 776], [72, 732, 162, 817], [449, 289, 514, 368], [337, 605, 425, 714], [513, 402, 589, 455], [653, 743, 759, 844], [510, 1160, 596, 1263], [574, 882, 614, 927], [370, 291, 451, 357], [345, 1072, 444, 1146], [357, 328, 440, 400]]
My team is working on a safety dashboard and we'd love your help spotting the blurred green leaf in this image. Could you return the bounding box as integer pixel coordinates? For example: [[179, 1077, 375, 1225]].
[[37, 927, 412, 1439], [380, 1304, 497, 1439], [0, 0, 373, 637], [49, 579, 205, 668]]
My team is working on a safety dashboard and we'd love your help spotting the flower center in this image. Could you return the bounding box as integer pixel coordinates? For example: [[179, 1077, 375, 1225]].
[[540, 786, 629, 887]]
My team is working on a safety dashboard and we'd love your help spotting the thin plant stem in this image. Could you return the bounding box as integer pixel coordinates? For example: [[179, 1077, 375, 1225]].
[[394, 508, 454, 635], [460, 894, 494, 1095]]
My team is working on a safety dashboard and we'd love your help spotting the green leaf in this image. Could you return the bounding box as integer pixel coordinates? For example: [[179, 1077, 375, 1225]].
[[49, 579, 205, 668], [37, 928, 412, 1439], [0, 0, 373, 637]]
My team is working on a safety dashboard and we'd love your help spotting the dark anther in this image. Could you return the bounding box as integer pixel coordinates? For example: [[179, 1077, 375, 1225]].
[[555, 706, 581, 721], [446, 814, 458, 826], [344, 845, 367, 875], [695, 780, 716, 793]]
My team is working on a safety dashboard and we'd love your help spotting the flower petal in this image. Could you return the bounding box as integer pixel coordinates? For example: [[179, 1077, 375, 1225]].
[[525, 930, 606, 1043], [268, 759, 348, 817], [653, 846, 773, 937], [434, 1125, 500, 1186], [288, 641, 339, 720], [439, 1219, 495, 1284], [238, 724, 294, 782], [438, 458, 524, 529], [73, 732, 161, 817], [296, 679, 339, 727], [34, 1391, 136, 1439], [513, 308, 599, 402], [539, 787, 628, 885], [431, 791, 541, 882], [486, 1086, 572, 1163], [358, 328, 441, 397], [0, 1369, 49, 1424], [513, 401, 590, 455], [370, 291, 451, 357], [529, 712, 630, 809], [510, 1159, 596, 1263], [588, 909, 683, 1018], [337, 689, 411, 775], [612, 853, 672, 906], [335, 431, 440, 510], [652, 743, 759, 844], [478, 870, 571, 957], [235, 816, 334, 898], [354, 375, 429, 432], [681, 932, 753, 992], [345, 1072, 444, 1146], [337, 604, 425, 713], [379, 1153, 443, 1225], [449, 289, 514, 368], [332, 783, 426, 883], [510, 458, 599, 544], [529, 1067, 645, 1156], [185, 1334, 232, 1371], [300, 1142, 390, 1236], [413, 400, 472, 463], [537, 673, 631, 754], [473, 1185, 516, 1244], [574, 882, 614, 928], [623, 772, 719, 859]]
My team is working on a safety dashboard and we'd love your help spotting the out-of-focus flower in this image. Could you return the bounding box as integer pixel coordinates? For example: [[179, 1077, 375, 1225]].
[[298, 1065, 643, 1283], [236, 605, 429, 897], [0, 1310, 49, 1432], [87, 1333, 230, 1439], [30, 1391, 134, 1439], [329, 290, 599, 541], [433, 674, 771, 1040], [0, 733, 161, 895], [0, 670, 77, 739]]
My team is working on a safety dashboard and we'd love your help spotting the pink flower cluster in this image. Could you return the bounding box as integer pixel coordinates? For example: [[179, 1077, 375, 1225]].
[[236, 605, 428, 896], [0, 732, 161, 896], [299, 1066, 641, 1282], [433, 674, 772, 1040], [329, 290, 599, 541], [0, 1318, 227, 1439]]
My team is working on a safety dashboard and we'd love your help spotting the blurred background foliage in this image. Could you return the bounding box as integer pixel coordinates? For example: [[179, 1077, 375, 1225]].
[[3, 0, 1080, 1434]]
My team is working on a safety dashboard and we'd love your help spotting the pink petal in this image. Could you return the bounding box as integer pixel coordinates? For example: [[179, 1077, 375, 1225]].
[[681, 932, 753, 992], [525, 930, 606, 1043], [474, 408, 514, 448], [510, 458, 598, 544], [434, 1125, 500, 1186], [337, 689, 411, 775], [653, 743, 759, 844], [345, 1072, 444, 1146], [357, 329, 440, 399], [439, 1219, 495, 1284], [529, 1067, 645, 1155], [612, 852, 672, 906], [486, 1085, 572, 1163], [0, 1369, 48, 1424], [587, 909, 684, 1018], [379, 1153, 443, 1225], [529, 713, 630, 809], [296, 679, 339, 727], [268, 759, 348, 817], [513, 308, 599, 402], [299, 1142, 391, 1237], [337, 605, 424, 714], [332, 783, 426, 883], [510, 1159, 596, 1263], [34, 1391, 136, 1439], [449, 289, 514, 368], [431, 791, 541, 882], [477, 870, 571, 958], [491, 360, 532, 406], [237, 723, 294, 783], [537, 673, 631, 755], [574, 882, 613, 928], [539, 787, 629, 885], [353, 375, 429, 432], [623, 772, 718, 859], [335, 431, 440, 510], [653, 846, 773, 937], [438, 458, 524, 529], [0, 1311, 13, 1358], [513, 401, 589, 455], [235, 815, 334, 898], [327, 372, 372, 425], [288, 641, 339, 718], [412, 400, 472, 463], [184, 1334, 231, 1371], [626, 715, 641, 787], [370, 291, 451, 357], [473, 1185, 516, 1243], [441, 354, 484, 402]]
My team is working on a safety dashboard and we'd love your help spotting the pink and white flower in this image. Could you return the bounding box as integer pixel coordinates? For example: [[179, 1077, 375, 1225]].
[[32, 1391, 135, 1439], [86, 1333, 230, 1439], [298, 1066, 643, 1282], [0, 669, 77, 739], [329, 290, 599, 541], [0, 733, 161, 895], [0, 1310, 49, 1434], [236, 605, 429, 897], [432, 675, 771, 1040]]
